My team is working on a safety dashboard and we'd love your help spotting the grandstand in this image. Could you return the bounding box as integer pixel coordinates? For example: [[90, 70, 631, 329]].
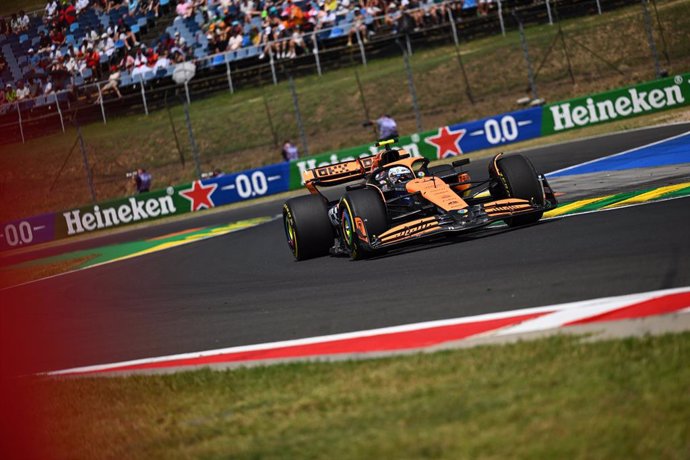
[[0, 0, 638, 143]]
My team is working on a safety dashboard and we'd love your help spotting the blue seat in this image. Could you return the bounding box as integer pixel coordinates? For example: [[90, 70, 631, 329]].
[[70, 22, 80, 33], [65, 34, 75, 45], [82, 67, 93, 79], [143, 71, 154, 80], [138, 17, 148, 27], [328, 27, 345, 39], [211, 54, 225, 66], [242, 35, 251, 47], [19, 34, 29, 44], [131, 24, 140, 34], [160, 0, 170, 6], [115, 40, 125, 49]]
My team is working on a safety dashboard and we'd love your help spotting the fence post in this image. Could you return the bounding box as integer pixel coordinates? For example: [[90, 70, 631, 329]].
[[96, 83, 107, 124], [515, 11, 539, 100], [448, 9, 475, 104], [164, 92, 185, 167], [447, 8, 460, 46], [354, 69, 377, 140], [77, 124, 97, 203], [497, 0, 505, 36], [546, 0, 553, 25], [225, 57, 234, 93], [183, 80, 191, 105], [139, 75, 149, 115], [16, 102, 25, 144], [269, 45, 278, 85], [53, 92, 65, 133], [401, 48, 422, 133], [312, 32, 322, 76], [596, 0, 602, 15], [183, 100, 202, 179], [289, 75, 309, 157], [640, 0, 663, 78], [355, 27, 367, 66], [263, 94, 278, 147], [405, 33, 412, 56]]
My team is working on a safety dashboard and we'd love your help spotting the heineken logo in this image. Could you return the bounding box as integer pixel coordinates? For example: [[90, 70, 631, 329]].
[[550, 81, 686, 131], [63, 196, 177, 235]]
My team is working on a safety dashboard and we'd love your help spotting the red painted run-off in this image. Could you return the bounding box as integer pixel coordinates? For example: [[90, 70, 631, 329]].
[[68, 290, 690, 376], [566, 292, 690, 326], [85, 312, 547, 374]]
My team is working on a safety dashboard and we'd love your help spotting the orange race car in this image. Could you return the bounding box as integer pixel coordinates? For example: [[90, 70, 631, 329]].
[[283, 139, 558, 260]]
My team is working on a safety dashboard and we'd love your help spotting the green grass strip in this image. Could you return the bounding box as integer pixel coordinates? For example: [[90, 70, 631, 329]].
[[31, 332, 690, 459], [14, 217, 272, 271]]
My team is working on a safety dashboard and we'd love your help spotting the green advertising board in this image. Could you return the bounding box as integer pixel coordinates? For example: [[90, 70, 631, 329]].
[[542, 73, 690, 134], [55, 185, 192, 238]]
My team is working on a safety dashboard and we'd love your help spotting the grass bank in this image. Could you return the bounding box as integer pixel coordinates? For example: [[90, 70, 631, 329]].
[[32, 332, 690, 459]]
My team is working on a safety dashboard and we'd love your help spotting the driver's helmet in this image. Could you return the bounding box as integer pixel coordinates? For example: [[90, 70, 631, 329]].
[[387, 166, 414, 185]]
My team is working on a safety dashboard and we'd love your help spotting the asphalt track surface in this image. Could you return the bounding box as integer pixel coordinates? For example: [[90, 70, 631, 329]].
[[3, 123, 690, 375]]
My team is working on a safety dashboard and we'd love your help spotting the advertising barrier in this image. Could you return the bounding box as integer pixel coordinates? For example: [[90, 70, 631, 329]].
[[3, 74, 688, 251], [289, 107, 543, 187], [543, 73, 690, 134]]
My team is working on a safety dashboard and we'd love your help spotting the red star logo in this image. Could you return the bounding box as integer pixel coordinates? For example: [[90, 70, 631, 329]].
[[180, 180, 218, 211], [425, 126, 466, 159]]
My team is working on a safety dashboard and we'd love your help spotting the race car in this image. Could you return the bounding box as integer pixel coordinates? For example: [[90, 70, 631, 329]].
[[283, 139, 557, 260]]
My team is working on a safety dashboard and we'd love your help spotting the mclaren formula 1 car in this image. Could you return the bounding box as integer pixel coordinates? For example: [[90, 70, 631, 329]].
[[283, 139, 557, 260]]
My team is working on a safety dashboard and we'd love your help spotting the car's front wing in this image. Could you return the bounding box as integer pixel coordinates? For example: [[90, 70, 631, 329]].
[[364, 198, 551, 250]]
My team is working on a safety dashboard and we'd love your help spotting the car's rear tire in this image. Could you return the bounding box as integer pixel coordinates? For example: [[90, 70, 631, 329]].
[[490, 154, 545, 227], [283, 195, 334, 260], [339, 187, 389, 260]]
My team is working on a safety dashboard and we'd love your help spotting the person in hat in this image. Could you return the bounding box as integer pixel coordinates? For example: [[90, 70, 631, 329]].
[[4, 84, 17, 103]]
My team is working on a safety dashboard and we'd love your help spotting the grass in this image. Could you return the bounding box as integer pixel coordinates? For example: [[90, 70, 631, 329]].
[[0, 1, 44, 16], [1, 0, 690, 221], [29, 332, 690, 459]]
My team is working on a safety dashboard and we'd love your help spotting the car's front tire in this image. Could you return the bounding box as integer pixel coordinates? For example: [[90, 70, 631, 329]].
[[339, 187, 389, 260], [489, 154, 545, 227], [283, 195, 335, 260]]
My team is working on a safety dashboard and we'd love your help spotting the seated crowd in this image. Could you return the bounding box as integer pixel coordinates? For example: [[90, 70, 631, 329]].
[[0, 0, 480, 105]]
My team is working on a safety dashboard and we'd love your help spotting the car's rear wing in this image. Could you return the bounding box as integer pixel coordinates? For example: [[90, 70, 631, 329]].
[[303, 157, 375, 193]]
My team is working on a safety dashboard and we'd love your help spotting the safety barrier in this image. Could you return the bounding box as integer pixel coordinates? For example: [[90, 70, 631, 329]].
[[2, 72, 687, 251]]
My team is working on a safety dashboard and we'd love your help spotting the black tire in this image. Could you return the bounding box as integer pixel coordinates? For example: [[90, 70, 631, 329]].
[[490, 154, 544, 227], [283, 195, 335, 260], [339, 187, 389, 260]]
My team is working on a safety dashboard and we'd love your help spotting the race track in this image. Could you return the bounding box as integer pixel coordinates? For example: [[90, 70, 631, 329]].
[[3, 123, 690, 376]]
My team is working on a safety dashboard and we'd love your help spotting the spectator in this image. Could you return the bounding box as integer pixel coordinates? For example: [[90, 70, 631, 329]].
[[288, 25, 308, 58], [375, 114, 398, 141], [0, 54, 6, 73], [477, 0, 492, 16], [228, 30, 243, 51], [281, 140, 299, 161], [15, 80, 31, 100], [18, 10, 30, 32], [45, 0, 59, 22], [0, 16, 8, 36], [10, 14, 21, 34], [95, 66, 123, 102], [4, 84, 17, 103], [347, 9, 368, 46], [76, 0, 90, 15]]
